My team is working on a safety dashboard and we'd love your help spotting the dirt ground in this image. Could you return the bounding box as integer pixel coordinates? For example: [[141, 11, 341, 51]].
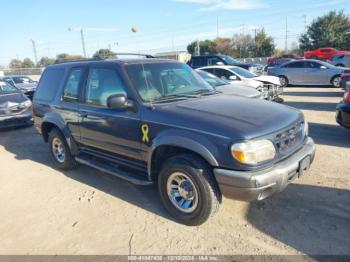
[[0, 87, 349, 256]]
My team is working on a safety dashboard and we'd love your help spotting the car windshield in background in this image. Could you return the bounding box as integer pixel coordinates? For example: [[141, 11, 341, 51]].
[[125, 62, 215, 102], [0, 81, 19, 94], [197, 70, 228, 87], [229, 67, 257, 78], [12, 76, 34, 84], [219, 55, 240, 65]]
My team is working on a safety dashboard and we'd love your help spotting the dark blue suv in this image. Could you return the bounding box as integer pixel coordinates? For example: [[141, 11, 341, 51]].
[[33, 58, 316, 225]]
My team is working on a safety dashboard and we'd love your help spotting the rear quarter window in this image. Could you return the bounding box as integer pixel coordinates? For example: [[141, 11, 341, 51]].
[[34, 68, 65, 101]]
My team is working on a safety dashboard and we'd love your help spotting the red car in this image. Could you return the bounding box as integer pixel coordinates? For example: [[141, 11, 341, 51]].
[[305, 47, 350, 60], [341, 73, 350, 89]]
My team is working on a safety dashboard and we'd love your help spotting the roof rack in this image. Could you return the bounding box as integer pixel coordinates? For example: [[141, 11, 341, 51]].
[[54, 57, 103, 64], [113, 53, 155, 58]]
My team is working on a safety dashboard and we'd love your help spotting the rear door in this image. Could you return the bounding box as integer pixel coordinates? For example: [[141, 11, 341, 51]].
[[283, 61, 306, 84], [78, 64, 142, 160]]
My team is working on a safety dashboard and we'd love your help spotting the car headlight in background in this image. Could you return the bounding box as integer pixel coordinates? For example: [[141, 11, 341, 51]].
[[21, 100, 32, 108], [249, 66, 257, 73], [303, 120, 309, 137], [231, 140, 276, 165]]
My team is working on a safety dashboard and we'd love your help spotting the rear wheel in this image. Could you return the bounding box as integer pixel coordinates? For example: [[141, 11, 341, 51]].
[[331, 76, 342, 88], [48, 128, 78, 170], [158, 154, 221, 226], [279, 76, 289, 87]]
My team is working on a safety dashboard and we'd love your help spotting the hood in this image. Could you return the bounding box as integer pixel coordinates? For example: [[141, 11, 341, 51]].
[[253, 75, 281, 86], [215, 84, 261, 98], [0, 92, 28, 106], [150, 95, 302, 141]]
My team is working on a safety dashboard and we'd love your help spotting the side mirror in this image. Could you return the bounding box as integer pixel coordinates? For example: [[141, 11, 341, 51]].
[[216, 62, 224, 65], [107, 94, 135, 111], [229, 75, 238, 81]]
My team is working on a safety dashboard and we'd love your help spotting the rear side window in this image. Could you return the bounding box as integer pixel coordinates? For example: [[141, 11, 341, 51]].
[[62, 68, 84, 102], [284, 61, 305, 68], [34, 68, 65, 101], [192, 57, 206, 67]]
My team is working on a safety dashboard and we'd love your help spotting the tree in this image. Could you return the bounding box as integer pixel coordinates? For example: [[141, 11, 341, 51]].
[[231, 34, 255, 58], [212, 38, 234, 56], [21, 58, 35, 68], [9, 59, 23, 69], [299, 10, 350, 51], [93, 49, 117, 59], [255, 29, 275, 57], [187, 40, 214, 55], [38, 57, 55, 67], [56, 53, 84, 62]]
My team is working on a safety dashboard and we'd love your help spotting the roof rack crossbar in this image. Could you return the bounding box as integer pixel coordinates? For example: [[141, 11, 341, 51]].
[[54, 57, 103, 64]]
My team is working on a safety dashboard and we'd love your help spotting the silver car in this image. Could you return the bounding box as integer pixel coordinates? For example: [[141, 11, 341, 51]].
[[331, 54, 350, 68], [267, 59, 350, 87]]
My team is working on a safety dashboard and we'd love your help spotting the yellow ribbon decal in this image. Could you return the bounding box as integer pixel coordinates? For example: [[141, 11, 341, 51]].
[[141, 124, 149, 143]]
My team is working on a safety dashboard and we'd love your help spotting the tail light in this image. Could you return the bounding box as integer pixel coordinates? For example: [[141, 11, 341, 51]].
[[344, 92, 350, 104]]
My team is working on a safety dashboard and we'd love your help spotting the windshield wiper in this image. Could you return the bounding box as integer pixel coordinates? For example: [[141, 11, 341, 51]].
[[191, 89, 220, 96]]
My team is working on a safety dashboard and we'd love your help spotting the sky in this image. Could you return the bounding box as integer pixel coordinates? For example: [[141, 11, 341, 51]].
[[0, 0, 349, 65]]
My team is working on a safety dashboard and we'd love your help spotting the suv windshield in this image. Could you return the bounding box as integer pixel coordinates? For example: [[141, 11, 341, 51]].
[[0, 81, 19, 95], [197, 70, 228, 87], [125, 62, 215, 102], [229, 67, 257, 78], [12, 76, 35, 84], [219, 55, 240, 65]]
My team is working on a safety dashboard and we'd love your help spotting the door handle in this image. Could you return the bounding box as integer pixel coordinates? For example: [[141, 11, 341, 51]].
[[80, 111, 88, 118]]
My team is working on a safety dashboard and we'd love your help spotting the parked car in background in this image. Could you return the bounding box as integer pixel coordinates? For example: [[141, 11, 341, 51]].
[[199, 65, 283, 102], [330, 54, 350, 68], [267, 54, 303, 65], [187, 55, 264, 75], [304, 47, 350, 60], [336, 89, 350, 129], [264, 58, 296, 73], [1, 75, 37, 100], [0, 80, 33, 129], [267, 59, 350, 87], [341, 73, 350, 90], [196, 69, 262, 99], [33, 58, 315, 225]]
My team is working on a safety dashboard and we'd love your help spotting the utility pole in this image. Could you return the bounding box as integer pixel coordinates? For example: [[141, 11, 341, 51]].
[[216, 15, 219, 38], [285, 17, 289, 53], [196, 40, 200, 56], [80, 28, 87, 58], [31, 39, 38, 65]]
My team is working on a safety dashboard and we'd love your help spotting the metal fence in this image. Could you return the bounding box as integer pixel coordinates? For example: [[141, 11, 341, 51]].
[[0, 67, 44, 76], [235, 57, 268, 65]]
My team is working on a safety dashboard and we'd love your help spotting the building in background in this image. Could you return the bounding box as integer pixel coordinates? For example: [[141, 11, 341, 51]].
[[154, 51, 191, 63]]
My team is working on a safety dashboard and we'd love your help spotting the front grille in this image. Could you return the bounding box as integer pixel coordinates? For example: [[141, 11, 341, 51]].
[[275, 122, 305, 156]]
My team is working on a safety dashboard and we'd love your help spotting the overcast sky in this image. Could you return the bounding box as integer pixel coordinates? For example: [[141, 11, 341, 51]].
[[0, 0, 348, 65]]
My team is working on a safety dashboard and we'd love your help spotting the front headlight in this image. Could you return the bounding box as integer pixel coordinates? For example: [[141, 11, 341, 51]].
[[21, 100, 32, 108], [231, 140, 276, 165]]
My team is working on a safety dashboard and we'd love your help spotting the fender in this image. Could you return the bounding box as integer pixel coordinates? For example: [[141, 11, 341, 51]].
[[147, 133, 220, 179], [41, 112, 79, 155]]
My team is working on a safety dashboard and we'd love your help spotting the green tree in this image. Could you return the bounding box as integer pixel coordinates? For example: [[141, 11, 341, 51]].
[[255, 29, 275, 57], [21, 58, 35, 68], [231, 34, 255, 58], [93, 49, 117, 59], [38, 56, 55, 67], [9, 59, 23, 68], [299, 10, 350, 51], [187, 40, 214, 55], [56, 53, 84, 62]]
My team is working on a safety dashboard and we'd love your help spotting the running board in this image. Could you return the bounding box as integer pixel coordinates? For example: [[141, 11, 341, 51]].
[[75, 154, 153, 186]]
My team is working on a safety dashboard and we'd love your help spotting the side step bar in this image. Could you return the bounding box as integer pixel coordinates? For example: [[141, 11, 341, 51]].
[[75, 154, 153, 186]]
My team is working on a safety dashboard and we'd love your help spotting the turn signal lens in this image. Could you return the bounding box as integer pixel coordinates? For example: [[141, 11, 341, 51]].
[[231, 140, 276, 165]]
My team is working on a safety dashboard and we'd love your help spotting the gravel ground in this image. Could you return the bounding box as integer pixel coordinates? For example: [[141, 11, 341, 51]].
[[0, 87, 349, 256]]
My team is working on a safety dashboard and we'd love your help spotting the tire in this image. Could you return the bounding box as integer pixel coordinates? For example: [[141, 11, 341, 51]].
[[331, 75, 342, 88], [48, 128, 78, 170], [158, 154, 221, 226], [278, 76, 289, 87]]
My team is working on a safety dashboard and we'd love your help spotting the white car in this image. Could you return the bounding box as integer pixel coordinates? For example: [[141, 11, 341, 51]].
[[199, 65, 283, 102]]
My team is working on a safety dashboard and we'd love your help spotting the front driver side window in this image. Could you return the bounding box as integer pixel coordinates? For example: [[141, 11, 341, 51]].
[[214, 68, 234, 80], [85, 68, 127, 107]]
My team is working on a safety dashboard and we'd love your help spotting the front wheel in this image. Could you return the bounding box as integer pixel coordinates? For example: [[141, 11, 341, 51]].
[[279, 76, 289, 87], [331, 76, 342, 88], [158, 154, 221, 226]]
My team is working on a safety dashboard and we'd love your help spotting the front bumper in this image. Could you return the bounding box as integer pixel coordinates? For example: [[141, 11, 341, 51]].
[[336, 104, 350, 129], [214, 137, 316, 202], [0, 109, 33, 129]]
